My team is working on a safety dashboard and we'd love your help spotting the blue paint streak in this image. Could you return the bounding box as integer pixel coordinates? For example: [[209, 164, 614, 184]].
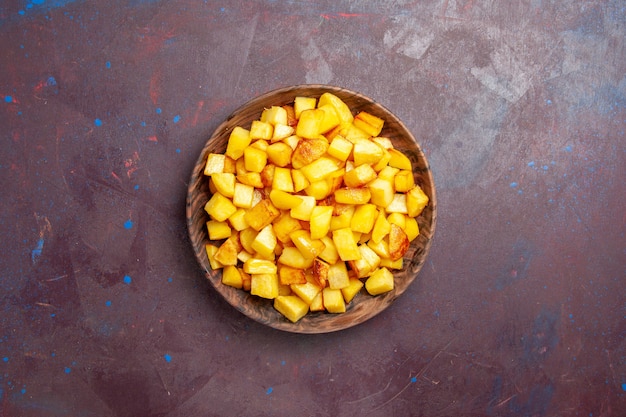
[[523, 308, 559, 364], [31, 238, 44, 263], [123, 275, 132, 284], [164, 354, 172, 363], [124, 219, 133, 229]]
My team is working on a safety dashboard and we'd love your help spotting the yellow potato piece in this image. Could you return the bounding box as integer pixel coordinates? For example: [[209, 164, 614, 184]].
[[365, 267, 394, 295]]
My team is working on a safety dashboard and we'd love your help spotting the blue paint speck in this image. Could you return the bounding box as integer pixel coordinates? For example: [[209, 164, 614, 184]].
[[46, 76, 57, 86], [156, 107, 162, 114], [105, 300, 112, 307], [32, 0, 45, 5], [622, 383, 626, 391], [64, 367, 71, 374], [105, 61, 111, 69], [140, 121, 146, 127], [266, 387, 273, 394], [176, 148, 181, 154], [528, 161, 535, 167], [2, 357, 8, 362], [510, 182, 518, 188], [167, 277, 173, 283], [20, 388, 26, 395], [410, 376, 417, 383], [281, 360, 286, 366], [18, 10, 25, 15], [94, 118, 103, 127], [565, 145, 573, 152], [173, 115, 181, 123], [134, 184, 140, 190], [124, 219, 133, 229], [4, 96, 13, 103], [123, 275, 132, 284], [546, 99, 552, 105], [164, 354, 172, 363], [542, 165, 549, 171]]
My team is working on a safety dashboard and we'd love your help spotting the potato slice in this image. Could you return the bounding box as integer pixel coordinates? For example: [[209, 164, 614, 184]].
[[278, 265, 307, 285], [311, 258, 330, 288], [244, 199, 280, 231], [353, 111, 384, 137], [251, 273, 279, 299], [322, 288, 346, 313], [334, 187, 371, 205], [222, 265, 243, 289], [225, 126, 251, 160], [332, 228, 361, 261], [291, 138, 329, 169], [365, 267, 394, 295], [388, 224, 409, 261], [274, 295, 309, 322], [406, 185, 429, 217]]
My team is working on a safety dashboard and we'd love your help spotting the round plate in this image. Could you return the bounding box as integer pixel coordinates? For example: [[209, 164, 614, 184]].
[[186, 84, 437, 333]]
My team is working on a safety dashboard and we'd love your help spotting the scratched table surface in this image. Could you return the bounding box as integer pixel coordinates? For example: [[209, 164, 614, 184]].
[[1, 1, 624, 416]]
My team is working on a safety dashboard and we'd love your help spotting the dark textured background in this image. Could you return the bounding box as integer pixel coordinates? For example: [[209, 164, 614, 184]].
[[1, 1, 624, 416]]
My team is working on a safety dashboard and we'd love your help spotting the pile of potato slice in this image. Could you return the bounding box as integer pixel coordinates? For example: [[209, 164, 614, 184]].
[[203, 92, 429, 323]]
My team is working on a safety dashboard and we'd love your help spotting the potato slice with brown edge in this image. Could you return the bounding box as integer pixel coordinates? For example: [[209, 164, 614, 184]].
[[279, 265, 307, 285], [244, 199, 280, 231], [311, 258, 330, 288], [291, 138, 329, 169], [388, 223, 410, 261]]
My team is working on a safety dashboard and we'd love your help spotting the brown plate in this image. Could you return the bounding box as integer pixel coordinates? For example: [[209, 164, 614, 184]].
[[186, 84, 437, 333]]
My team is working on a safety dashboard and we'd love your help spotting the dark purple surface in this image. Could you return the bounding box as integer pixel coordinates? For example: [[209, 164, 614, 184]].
[[0, 1, 624, 416]]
